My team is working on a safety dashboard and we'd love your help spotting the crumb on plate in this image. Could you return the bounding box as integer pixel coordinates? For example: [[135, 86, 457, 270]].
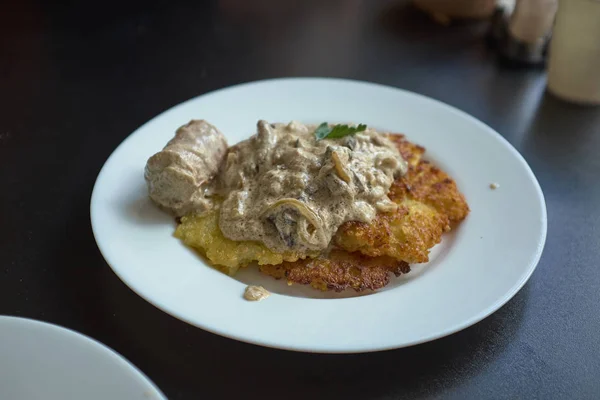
[[244, 285, 270, 301]]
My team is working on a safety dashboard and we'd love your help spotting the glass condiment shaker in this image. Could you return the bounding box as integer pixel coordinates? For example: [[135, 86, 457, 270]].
[[490, 0, 558, 65]]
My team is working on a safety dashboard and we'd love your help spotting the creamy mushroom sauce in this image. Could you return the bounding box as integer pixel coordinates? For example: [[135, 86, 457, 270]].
[[216, 120, 407, 255]]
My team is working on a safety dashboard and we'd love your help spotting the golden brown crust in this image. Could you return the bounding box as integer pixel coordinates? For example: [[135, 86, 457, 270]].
[[389, 160, 469, 224], [333, 134, 469, 264], [334, 200, 449, 264], [387, 134, 425, 168], [387, 134, 469, 222], [259, 250, 410, 292]]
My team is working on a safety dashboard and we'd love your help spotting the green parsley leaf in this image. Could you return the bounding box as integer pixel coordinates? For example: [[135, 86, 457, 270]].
[[314, 123, 367, 141]]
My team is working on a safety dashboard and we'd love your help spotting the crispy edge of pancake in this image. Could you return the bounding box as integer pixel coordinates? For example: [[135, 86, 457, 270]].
[[388, 133, 425, 168], [388, 134, 470, 223], [334, 199, 449, 264], [259, 250, 410, 292], [333, 134, 468, 264]]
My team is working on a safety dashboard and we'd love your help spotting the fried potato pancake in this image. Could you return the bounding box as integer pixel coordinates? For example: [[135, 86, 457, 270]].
[[175, 208, 317, 276], [333, 134, 469, 264], [259, 250, 410, 292], [175, 134, 468, 290], [334, 199, 449, 264]]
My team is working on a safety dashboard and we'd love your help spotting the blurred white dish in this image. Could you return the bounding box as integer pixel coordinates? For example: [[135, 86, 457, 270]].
[[0, 316, 165, 400]]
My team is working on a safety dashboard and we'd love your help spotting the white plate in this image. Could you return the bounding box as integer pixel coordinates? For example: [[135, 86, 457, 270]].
[[91, 78, 546, 353], [0, 316, 165, 400]]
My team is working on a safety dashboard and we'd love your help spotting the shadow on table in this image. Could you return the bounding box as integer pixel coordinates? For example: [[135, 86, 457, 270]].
[[379, 1, 489, 39], [521, 92, 600, 165], [518, 91, 600, 202]]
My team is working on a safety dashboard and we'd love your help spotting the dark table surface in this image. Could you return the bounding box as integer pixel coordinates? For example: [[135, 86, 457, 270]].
[[2, 0, 600, 399]]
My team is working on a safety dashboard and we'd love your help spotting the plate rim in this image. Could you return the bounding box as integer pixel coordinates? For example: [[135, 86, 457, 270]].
[[90, 77, 547, 353]]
